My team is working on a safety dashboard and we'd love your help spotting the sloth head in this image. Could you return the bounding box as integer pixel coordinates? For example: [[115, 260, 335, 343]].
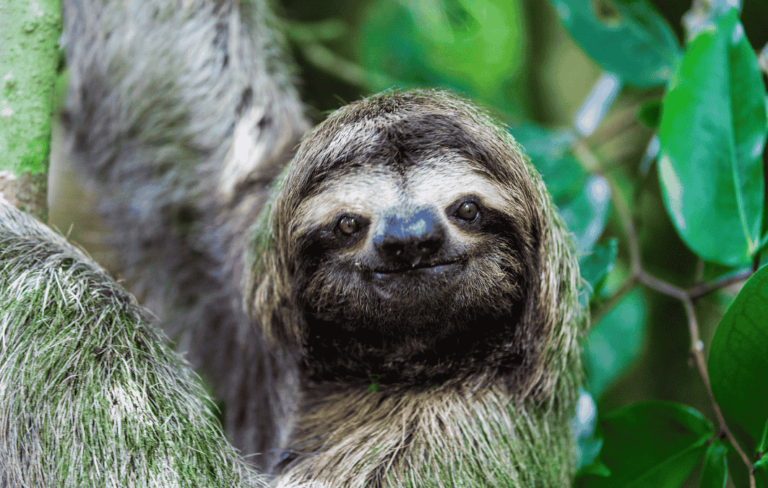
[[252, 90, 582, 398]]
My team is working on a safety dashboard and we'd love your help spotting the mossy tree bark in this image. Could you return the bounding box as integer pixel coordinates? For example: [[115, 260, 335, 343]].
[[0, 0, 62, 222]]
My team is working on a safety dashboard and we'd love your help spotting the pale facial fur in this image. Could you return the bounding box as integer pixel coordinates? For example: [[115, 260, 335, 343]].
[[294, 153, 510, 255]]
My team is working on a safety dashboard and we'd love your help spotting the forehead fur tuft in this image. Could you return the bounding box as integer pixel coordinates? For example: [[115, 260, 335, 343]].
[[281, 89, 533, 216]]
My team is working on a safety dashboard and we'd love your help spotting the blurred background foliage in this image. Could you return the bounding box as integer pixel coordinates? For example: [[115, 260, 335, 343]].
[[48, 0, 768, 486]]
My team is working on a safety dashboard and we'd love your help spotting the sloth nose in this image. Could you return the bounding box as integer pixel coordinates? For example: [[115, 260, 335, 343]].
[[373, 208, 445, 266]]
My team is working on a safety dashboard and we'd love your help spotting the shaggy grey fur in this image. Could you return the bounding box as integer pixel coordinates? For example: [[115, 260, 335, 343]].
[[0, 200, 266, 487], [61, 0, 308, 471]]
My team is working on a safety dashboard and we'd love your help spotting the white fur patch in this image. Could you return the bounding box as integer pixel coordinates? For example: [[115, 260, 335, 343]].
[[218, 106, 268, 199], [295, 167, 400, 230], [294, 155, 509, 250]]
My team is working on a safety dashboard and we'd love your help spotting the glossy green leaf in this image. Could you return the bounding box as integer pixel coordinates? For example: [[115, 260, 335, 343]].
[[579, 402, 713, 488], [583, 289, 646, 399], [709, 265, 768, 455], [700, 439, 728, 488], [510, 125, 611, 249], [550, 0, 680, 88], [658, 9, 767, 266], [579, 239, 618, 307], [359, 0, 526, 112]]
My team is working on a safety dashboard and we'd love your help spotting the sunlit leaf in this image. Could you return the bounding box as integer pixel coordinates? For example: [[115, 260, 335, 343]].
[[550, 0, 680, 88], [575, 72, 622, 136], [700, 439, 728, 488], [578, 402, 713, 487], [709, 265, 768, 455], [583, 289, 646, 399], [658, 9, 767, 266], [682, 0, 743, 41]]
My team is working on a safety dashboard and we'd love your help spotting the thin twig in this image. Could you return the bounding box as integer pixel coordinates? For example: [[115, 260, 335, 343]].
[[688, 269, 754, 300], [639, 272, 686, 300], [633, 273, 756, 486], [682, 299, 756, 488]]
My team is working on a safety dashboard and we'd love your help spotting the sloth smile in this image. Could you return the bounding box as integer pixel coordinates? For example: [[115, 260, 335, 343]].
[[371, 260, 460, 279]]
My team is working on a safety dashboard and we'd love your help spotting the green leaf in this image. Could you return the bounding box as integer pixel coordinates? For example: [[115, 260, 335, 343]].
[[754, 456, 768, 488], [760, 417, 768, 455], [510, 125, 611, 249], [637, 98, 662, 128], [709, 265, 768, 455], [510, 125, 585, 200], [755, 455, 768, 488], [726, 439, 751, 488], [579, 402, 713, 488], [574, 389, 610, 477], [658, 9, 767, 266], [579, 239, 618, 307], [583, 289, 646, 399], [359, 0, 527, 112], [558, 175, 611, 251], [580, 239, 618, 292], [550, 0, 680, 88], [700, 439, 728, 488]]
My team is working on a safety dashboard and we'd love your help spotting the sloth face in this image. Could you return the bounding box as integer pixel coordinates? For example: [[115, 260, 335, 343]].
[[292, 156, 526, 337], [272, 92, 544, 382]]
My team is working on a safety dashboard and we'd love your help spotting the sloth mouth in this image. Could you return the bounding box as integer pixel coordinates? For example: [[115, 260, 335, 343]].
[[372, 259, 460, 277]]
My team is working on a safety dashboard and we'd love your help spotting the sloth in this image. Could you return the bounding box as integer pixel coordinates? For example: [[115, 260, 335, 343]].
[[10, 0, 588, 486], [249, 90, 585, 486]]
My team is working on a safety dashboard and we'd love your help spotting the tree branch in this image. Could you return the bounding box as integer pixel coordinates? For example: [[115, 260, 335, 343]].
[[682, 298, 755, 488], [0, 0, 61, 222]]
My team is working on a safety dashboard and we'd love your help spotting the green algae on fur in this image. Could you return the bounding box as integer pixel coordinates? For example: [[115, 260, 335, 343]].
[[0, 201, 265, 488]]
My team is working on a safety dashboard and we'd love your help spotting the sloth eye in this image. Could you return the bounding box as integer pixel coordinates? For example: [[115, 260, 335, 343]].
[[455, 201, 479, 221], [338, 215, 360, 235]]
